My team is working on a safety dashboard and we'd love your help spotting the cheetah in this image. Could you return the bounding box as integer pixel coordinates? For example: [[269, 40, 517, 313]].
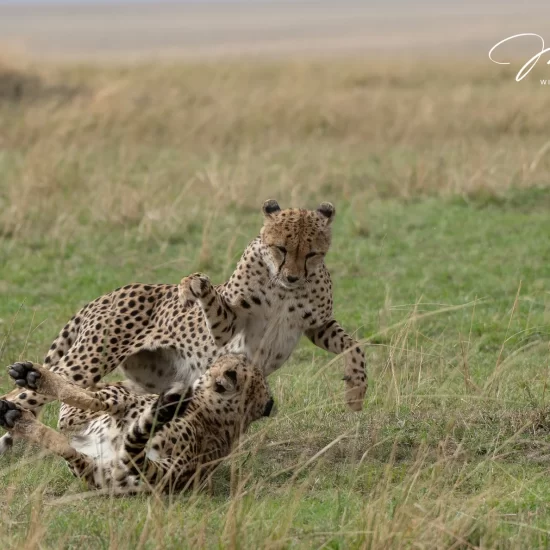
[[0, 355, 273, 492], [0, 199, 367, 453]]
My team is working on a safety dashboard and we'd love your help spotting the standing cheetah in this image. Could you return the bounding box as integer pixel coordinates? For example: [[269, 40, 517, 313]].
[[0, 200, 367, 453], [0, 355, 273, 492]]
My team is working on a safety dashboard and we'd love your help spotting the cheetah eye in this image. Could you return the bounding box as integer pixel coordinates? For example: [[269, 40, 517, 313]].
[[214, 383, 227, 394], [275, 246, 287, 254]]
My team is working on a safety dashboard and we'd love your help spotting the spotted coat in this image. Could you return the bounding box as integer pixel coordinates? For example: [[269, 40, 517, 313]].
[[0, 355, 273, 492], [0, 200, 367, 453]]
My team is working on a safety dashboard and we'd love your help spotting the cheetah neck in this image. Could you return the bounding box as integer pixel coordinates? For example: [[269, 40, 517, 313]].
[[184, 395, 250, 451], [218, 237, 332, 373]]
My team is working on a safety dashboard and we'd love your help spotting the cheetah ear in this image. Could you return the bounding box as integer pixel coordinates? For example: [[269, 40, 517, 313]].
[[262, 199, 281, 216], [225, 370, 238, 385], [214, 370, 237, 393], [316, 202, 335, 225]]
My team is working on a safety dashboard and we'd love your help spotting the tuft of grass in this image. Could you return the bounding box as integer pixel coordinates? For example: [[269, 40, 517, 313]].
[[1, 57, 550, 548]]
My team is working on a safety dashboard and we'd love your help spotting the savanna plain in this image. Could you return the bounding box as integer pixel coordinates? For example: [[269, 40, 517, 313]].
[[1, 57, 550, 549]]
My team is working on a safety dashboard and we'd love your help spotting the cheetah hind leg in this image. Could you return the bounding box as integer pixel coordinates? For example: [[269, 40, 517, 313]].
[[8, 361, 108, 414]]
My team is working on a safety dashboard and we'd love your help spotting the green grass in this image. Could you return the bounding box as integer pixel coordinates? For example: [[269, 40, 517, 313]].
[[1, 59, 550, 548]]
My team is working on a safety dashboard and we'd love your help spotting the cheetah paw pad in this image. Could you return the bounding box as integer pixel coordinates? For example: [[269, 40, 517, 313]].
[[8, 361, 41, 390], [0, 400, 22, 429]]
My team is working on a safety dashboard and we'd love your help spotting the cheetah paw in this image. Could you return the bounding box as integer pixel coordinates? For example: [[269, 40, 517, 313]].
[[0, 434, 13, 454], [153, 386, 193, 423], [344, 380, 367, 412], [0, 400, 23, 430], [179, 273, 213, 308], [8, 361, 41, 390]]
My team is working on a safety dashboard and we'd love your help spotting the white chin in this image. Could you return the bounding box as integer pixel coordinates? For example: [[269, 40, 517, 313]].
[[279, 280, 301, 290]]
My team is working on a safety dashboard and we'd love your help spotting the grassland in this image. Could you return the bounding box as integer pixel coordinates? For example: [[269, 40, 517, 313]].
[[1, 57, 550, 549]]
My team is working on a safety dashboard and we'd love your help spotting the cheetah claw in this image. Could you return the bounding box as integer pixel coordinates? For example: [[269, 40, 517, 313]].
[[8, 361, 41, 390], [0, 400, 22, 429]]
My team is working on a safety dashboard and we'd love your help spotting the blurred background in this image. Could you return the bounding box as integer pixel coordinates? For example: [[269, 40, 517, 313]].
[[1, 0, 550, 60]]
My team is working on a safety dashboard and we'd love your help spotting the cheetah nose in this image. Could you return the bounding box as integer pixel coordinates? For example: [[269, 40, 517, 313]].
[[286, 275, 299, 284]]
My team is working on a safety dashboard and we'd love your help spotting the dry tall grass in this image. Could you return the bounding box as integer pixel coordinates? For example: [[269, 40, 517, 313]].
[[1, 58, 549, 244]]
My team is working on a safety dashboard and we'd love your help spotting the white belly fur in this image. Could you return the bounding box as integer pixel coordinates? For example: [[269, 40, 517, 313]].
[[70, 416, 119, 462]]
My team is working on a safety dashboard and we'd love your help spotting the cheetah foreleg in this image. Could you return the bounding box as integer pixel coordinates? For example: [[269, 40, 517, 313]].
[[113, 386, 193, 483], [306, 320, 367, 412], [179, 273, 238, 347], [0, 399, 94, 475]]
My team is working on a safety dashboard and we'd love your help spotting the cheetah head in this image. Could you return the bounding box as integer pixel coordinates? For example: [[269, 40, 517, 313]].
[[260, 199, 335, 289], [195, 354, 274, 427]]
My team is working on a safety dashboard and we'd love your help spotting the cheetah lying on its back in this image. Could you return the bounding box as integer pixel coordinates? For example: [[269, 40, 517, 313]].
[[0, 199, 367, 453], [0, 355, 273, 492]]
